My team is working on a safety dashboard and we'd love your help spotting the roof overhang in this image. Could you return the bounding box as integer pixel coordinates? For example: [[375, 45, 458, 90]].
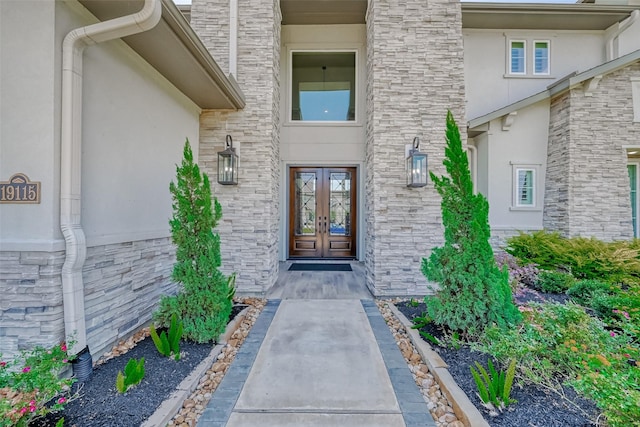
[[280, 0, 367, 25], [462, 2, 637, 30], [78, 0, 245, 110]]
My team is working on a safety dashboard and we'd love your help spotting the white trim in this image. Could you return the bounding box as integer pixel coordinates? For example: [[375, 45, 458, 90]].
[[85, 230, 171, 248], [508, 39, 527, 75], [229, 0, 238, 78], [512, 164, 538, 208], [0, 239, 67, 252], [287, 48, 360, 124], [532, 39, 550, 76]]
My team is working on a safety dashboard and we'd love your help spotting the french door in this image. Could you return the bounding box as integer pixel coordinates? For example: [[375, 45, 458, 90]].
[[289, 167, 357, 258]]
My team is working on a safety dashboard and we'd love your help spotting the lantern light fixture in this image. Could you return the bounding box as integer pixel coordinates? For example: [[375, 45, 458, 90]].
[[217, 134, 238, 185], [406, 136, 428, 188]]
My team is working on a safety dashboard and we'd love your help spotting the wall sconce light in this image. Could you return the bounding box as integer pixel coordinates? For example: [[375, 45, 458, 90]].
[[406, 136, 428, 188], [217, 135, 238, 185]]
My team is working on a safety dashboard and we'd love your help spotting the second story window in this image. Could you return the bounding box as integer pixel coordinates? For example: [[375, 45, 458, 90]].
[[534, 41, 550, 75], [291, 51, 356, 122], [510, 41, 526, 74]]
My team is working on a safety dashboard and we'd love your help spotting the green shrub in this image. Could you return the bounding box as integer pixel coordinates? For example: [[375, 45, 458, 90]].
[[116, 357, 145, 394], [478, 303, 640, 427], [154, 140, 233, 343], [567, 280, 613, 306], [150, 314, 183, 361], [506, 231, 640, 284], [422, 111, 521, 334], [536, 271, 574, 293], [470, 358, 517, 415]]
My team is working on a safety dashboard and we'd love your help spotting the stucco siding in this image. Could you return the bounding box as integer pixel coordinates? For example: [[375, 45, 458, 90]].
[[464, 29, 604, 120], [365, 0, 467, 296], [1, 0, 201, 359], [193, 0, 281, 294]]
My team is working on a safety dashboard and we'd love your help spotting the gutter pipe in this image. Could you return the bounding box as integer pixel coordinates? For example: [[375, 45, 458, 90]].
[[606, 9, 639, 61], [60, 0, 162, 363]]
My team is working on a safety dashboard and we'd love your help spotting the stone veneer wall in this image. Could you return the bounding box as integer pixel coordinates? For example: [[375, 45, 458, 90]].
[[544, 63, 639, 241], [83, 238, 176, 358], [0, 251, 65, 360], [365, 0, 467, 296], [191, 0, 281, 295], [0, 238, 175, 361]]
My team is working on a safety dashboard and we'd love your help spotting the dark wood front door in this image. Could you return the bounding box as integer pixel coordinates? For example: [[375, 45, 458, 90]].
[[289, 167, 357, 258]]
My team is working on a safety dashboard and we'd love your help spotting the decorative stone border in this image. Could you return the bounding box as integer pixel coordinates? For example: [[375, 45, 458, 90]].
[[387, 303, 490, 427]]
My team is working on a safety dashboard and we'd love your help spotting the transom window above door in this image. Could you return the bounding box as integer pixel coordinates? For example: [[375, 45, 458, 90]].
[[291, 51, 356, 122]]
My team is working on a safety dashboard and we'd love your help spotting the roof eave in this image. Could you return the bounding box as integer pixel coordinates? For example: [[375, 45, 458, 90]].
[[78, 0, 245, 110]]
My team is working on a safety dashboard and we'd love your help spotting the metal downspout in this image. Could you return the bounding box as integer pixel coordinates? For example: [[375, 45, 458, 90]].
[[606, 9, 639, 61], [60, 0, 162, 357]]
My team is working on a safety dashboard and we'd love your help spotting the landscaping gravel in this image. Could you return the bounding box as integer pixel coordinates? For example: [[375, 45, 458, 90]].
[[396, 301, 601, 427]]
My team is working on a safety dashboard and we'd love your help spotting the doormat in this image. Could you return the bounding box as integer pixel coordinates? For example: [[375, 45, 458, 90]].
[[288, 263, 352, 272]]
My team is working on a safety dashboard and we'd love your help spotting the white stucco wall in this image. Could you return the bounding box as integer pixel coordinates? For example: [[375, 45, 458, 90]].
[[0, 1, 60, 250], [80, 37, 200, 246], [464, 29, 604, 120], [475, 100, 549, 232], [0, 1, 200, 251]]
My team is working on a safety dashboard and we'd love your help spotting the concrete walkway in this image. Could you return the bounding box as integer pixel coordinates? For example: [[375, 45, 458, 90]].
[[198, 299, 435, 427]]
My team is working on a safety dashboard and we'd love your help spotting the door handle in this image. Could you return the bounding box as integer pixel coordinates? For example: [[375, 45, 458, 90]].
[[324, 217, 328, 234]]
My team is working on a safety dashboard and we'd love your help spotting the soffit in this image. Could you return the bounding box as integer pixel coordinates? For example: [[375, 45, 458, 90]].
[[78, 0, 244, 110], [280, 0, 367, 25], [462, 3, 637, 30]]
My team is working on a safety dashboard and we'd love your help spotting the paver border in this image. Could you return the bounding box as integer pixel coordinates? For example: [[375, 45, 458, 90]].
[[387, 303, 490, 427], [361, 299, 437, 427], [196, 299, 281, 427]]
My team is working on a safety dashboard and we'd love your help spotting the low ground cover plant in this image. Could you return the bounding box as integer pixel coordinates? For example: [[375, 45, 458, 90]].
[[0, 343, 74, 426]]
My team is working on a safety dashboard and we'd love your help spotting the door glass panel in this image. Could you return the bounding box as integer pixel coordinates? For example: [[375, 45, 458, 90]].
[[629, 165, 638, 237], [329, 172, 351, 236], [294, 172, 317, 236]]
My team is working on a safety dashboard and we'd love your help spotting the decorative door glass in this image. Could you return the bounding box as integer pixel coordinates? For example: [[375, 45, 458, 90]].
[[294, 172, 317, 236], [329, 172, 351, 236]]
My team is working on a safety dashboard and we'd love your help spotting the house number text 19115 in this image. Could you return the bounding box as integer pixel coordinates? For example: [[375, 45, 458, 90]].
[[0, 173, 41, 204]]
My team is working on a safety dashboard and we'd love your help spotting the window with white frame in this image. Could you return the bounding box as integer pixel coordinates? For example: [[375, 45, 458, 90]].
[[512, 165, 537, 208], [509, 41, 526, 75], [533, 41, 550, 75]]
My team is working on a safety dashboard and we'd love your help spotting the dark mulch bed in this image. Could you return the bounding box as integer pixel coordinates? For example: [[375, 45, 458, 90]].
[[34, 305, 246, 427], [397, 300, 601, 427]]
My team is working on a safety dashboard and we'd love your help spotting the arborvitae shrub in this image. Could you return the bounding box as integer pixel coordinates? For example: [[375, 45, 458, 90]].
[[422, 111, 521, 334], [154, 140, 232, 343]]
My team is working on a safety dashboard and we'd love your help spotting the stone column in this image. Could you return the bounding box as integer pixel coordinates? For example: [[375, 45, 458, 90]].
[[191, 0, 281, 294], [544, 64, 638, 241], [365, 0, 467, 296]]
